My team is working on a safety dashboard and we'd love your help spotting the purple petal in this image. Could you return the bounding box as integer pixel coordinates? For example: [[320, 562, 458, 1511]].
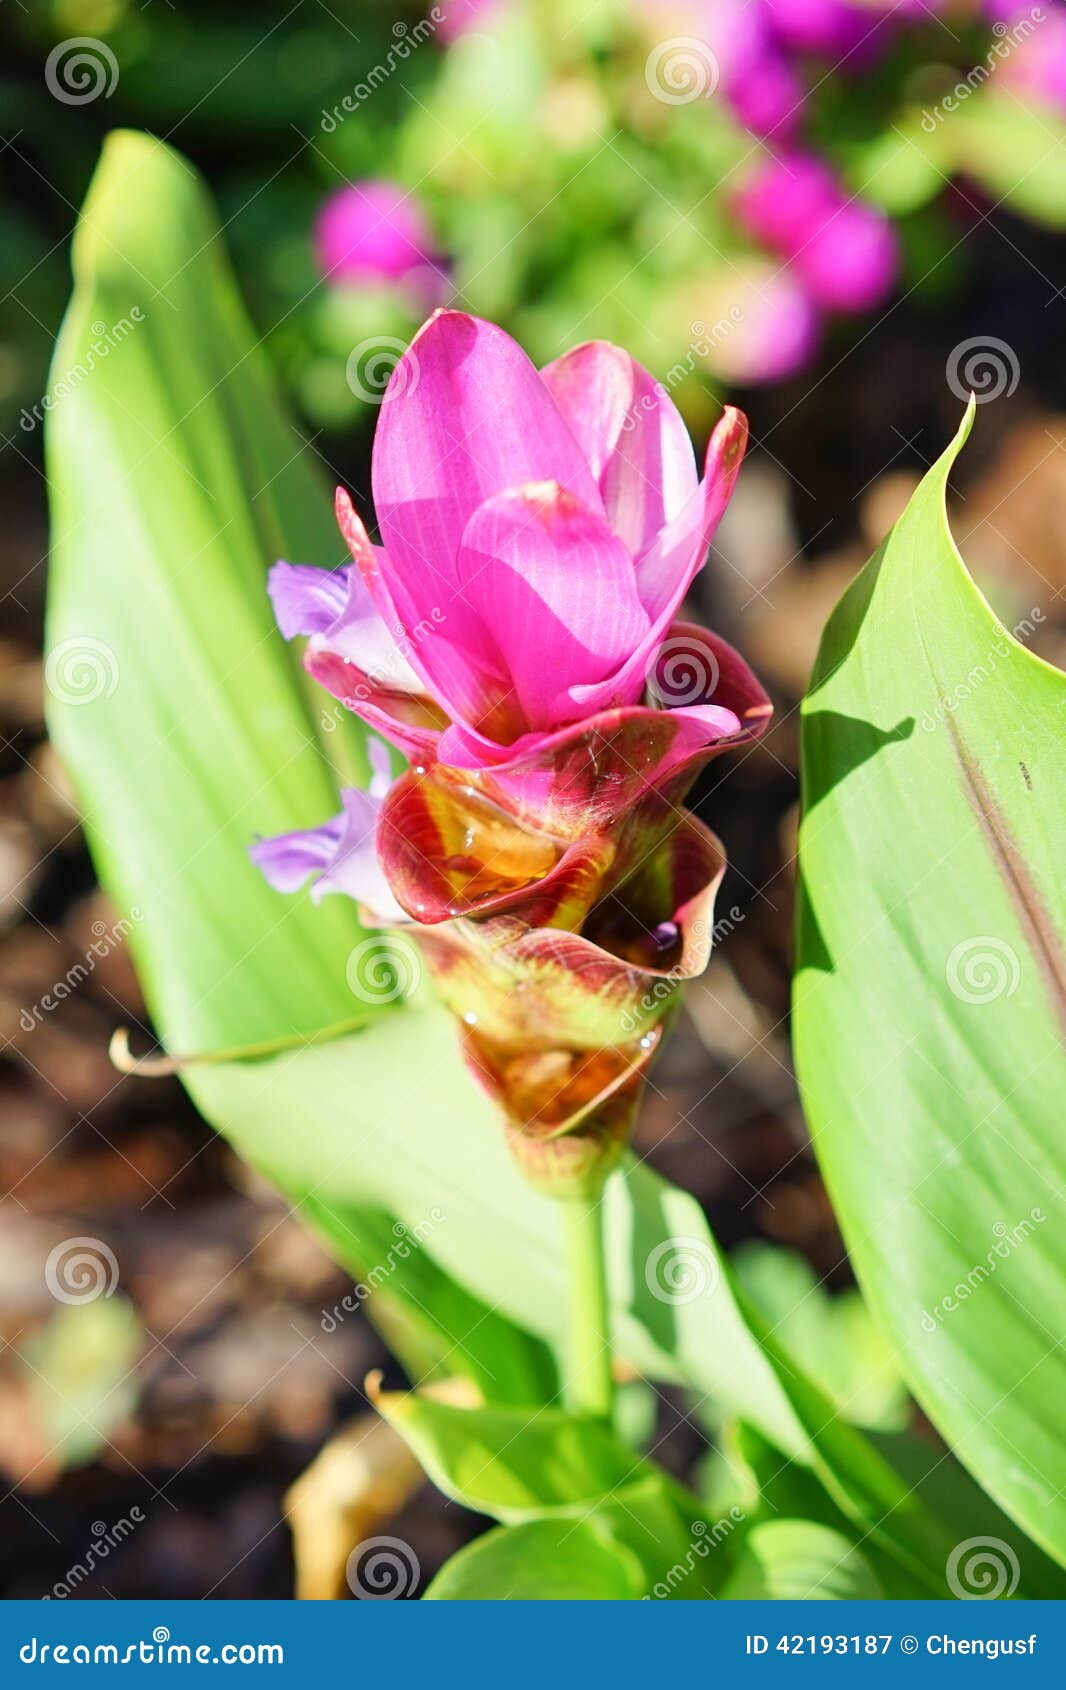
[[455, 482, 649, 730], [250, 812, 343, 895], [268, 562, 349, 639], [314, 788, 405, 919], [250, 776, 404, 923], [540, 342, 698, 557]]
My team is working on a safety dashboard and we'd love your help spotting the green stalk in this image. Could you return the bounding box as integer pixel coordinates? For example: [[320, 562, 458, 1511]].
[[562, 1193, 614, 1423]]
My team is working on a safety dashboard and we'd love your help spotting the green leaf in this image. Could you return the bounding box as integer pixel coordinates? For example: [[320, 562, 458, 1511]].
[[425, 1518, 645, 1600], [374, 1386, 718, 1597], [795, 402, 1066, 1568], [721, 1521, 882, 1601], [732, 1242, 908, 1432], [45, 128, 373, 1055], [372, 1384, 662, 1518]]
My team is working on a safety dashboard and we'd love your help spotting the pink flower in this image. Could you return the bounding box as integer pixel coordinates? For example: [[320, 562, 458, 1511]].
[[314, 180, 449, 306], [694, 260, 821, 384], [435, 0, 508, 41], [762, 0, 888, 61], [703, 0, 806, 139], [292, 311, 769, 846], [736, 150, 898, 314]]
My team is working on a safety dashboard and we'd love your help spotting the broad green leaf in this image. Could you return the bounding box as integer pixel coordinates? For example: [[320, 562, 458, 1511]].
[[732, 1242, 908, 1432], [707, 1420, 1062, 1600], [795, 403, 1066, 1567], [45, 128, 372, 1055], [425, 1518, 645, 1601], [372, 1385, 665, 1518], [721, 1521, 882, 1601], [375, 1387, 716, 1597]]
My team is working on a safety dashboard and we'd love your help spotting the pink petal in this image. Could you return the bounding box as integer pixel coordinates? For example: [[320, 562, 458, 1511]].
[[370, 312, 604, 725], [455, 482, 649, 731], [436, 622, 772, 838], [571, 407, 748, 715], [331, 494, 424, 693], [304, 647, 447, 766], [541, 341, 698, 556]]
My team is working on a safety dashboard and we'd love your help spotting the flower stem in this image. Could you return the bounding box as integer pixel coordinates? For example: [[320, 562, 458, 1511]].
[[563, 1192, 613, 1424]]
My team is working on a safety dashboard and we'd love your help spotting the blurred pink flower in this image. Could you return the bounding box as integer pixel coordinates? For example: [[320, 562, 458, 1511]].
[[763, 0, 888, 60], [314, 180, 449, 305], [703, 264, 821, 384], [703, 0, 806, 138], [435, 0, 507, 42], [791, 197, 899, 312], [990, 4, 1066, 114], [736, 150, 898, 314]]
